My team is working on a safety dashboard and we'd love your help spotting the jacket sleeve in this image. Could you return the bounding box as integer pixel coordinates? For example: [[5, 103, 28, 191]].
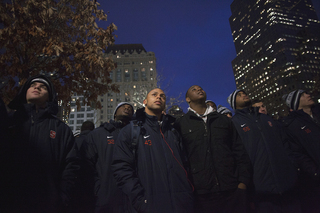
[[285, 127, 320, 180], [60, 126, 80, 206], [84, 132, 100, 194], [111, 126, 147, 212], [231, 122, 252, 186]]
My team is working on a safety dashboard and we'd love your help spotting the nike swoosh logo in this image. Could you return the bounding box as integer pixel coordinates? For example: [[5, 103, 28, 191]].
[[144, 135, 150, 139], [107, 136, 113, 138], [301, 126, 306, 130], [241, 124, 246, 127]]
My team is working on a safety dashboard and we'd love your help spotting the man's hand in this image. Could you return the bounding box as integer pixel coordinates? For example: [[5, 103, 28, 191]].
[[238, 183, 246, 189]]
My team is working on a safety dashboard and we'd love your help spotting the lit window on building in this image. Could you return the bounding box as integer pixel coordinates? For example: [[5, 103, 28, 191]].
[[141, 68, 147, 81], [77, 114, 84, 118], [109, 71, 113, 81], [133, 69, 139, 81], [116, 69, 122, 82], [125, 69, 130, 82]]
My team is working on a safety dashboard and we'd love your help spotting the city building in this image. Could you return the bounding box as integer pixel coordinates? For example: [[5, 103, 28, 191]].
[[68, 94, 96, 134], [229, 0, 320, 117], [96, 44, 158, 124], [67, 44, 157, 131]]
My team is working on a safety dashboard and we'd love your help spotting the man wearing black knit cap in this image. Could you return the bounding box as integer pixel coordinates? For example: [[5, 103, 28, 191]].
[[282, 90, 320, 213], [228, 89, 300, 213], [6, 74, 79, 213], [84, 102, 134, 213]]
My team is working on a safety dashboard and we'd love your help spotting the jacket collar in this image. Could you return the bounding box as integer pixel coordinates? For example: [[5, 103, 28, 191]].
[[135, 107, 176, 130]]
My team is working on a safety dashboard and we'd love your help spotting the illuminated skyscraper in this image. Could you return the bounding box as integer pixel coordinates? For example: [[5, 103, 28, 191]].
[[68, 44, 157, 131], [97, 44, 158, 124], [229, 0, 320, 117]]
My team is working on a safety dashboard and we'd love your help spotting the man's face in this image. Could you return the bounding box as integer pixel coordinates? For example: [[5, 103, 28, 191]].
[[225, 113, 232, 118], [186, 85, 206, 103], [115, 104, 133, 120], [252, 102, 267, 115], [235, 91, 251, 109], [299, 92, 314, 108], [206, 101, 217, 110], [143, 88, 166, 112], [26, 82, 49, 106]]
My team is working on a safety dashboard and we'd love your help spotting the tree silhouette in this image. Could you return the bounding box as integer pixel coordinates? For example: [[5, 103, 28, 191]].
[[0, 0, 118, 110]]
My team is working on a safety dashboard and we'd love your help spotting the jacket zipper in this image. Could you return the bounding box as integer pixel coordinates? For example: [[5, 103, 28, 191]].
[[203, 120, 219, 187]]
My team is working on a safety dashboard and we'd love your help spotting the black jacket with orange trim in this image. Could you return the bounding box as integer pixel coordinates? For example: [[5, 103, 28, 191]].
[[112, 108, 194, 213], [232, 107, 298, 194]]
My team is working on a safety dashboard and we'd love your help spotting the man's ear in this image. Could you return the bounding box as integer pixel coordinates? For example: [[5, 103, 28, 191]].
[[143, 99, 147, 105], [186, 97, 190, 104]]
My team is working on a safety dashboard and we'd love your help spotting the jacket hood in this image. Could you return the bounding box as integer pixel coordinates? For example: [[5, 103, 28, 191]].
[[135, 107, 176, 129], [8, 74, 58, 115]]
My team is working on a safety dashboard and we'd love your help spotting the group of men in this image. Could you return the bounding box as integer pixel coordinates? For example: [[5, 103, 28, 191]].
[[0, 74, 319, 213]]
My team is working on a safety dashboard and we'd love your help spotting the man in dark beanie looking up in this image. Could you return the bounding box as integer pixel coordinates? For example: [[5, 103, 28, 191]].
[[228, 89, 300, 213], [84, 102, 134, 212], [6, 74, 79, 213], [282, 90, 320, 213]]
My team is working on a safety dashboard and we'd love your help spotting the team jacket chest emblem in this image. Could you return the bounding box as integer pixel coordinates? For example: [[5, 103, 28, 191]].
[[50, 130, 56, 139], [107, 135, 114, 144], [301, 125, 311, 134], [240, 123, 250, 132]]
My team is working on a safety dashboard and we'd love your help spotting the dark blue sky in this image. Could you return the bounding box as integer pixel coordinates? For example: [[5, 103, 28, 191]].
[[99, 0, 320, 112]]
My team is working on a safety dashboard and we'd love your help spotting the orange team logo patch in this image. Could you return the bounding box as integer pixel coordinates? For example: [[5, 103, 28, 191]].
[[243, 126, 250, 132], [144, 140, 152, 146], [50, 130, 56, 139], [305, 129, 311, 134], [107, 139, 115, 144], [268, 121, 273, 127]]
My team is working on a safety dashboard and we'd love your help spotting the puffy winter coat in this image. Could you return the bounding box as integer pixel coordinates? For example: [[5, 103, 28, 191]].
[[6, 75, 79, 213], [282, 104, 320, 182], [85, 120, 127, 213], [232, 107, 298, 194], [112, 108, 194, 213], [175, 110, 252, 195]]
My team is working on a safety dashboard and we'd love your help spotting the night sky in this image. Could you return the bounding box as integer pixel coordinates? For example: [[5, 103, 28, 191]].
[[98, 0, 320, 112]]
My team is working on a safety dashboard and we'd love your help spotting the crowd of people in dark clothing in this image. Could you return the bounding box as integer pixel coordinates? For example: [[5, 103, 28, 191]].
[[0, 74, 320, 213]]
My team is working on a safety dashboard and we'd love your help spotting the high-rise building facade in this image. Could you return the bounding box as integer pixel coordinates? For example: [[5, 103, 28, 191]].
[[96, 44, 158, 124], [67, 44, 157, 130], [229, 0, 320, 117], [68, 94, 96, 134]]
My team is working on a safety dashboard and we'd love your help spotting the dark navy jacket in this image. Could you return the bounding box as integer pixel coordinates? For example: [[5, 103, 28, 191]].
[[85, 120, 126, 213], [6, 75, 79, 212], [282, 104, 320, 182], [175, 110, 252, 195], [0, 96, 9, 213], [112, 108, 194, 213], [232, 107, 298, 194]]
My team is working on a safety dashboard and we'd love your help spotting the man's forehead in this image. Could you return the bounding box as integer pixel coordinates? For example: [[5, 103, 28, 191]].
[[30, 81, 46, 86], [238, 91, 246, 95], [253, 102, 263, 106], [189, 85, 201, 90], [148, 88, 165, 95], [119, 104, 131, 108], [31, 81, 45, 85]]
